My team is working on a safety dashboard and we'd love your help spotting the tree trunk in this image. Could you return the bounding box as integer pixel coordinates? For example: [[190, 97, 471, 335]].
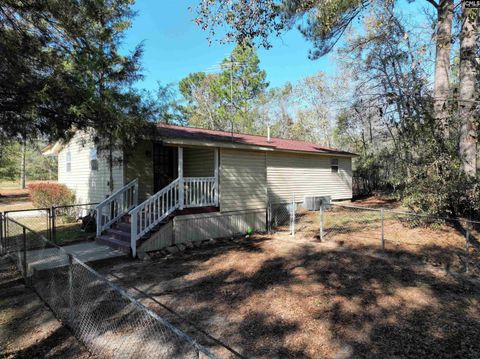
[[458, 5, 478, 176], [19, 139, 26, 189], [433, 0, 453, 130]]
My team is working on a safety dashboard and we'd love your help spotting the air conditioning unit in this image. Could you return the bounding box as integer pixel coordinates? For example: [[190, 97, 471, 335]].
[[303, 196, 332, 211]]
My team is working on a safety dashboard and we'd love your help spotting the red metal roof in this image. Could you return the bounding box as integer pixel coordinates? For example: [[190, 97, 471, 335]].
[[156, 124, 356, 156]]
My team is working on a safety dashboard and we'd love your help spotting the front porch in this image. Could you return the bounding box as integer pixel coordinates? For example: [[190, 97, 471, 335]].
[[96, 143, 220, 256], [123, 141, 219, 204], [171, 144, 220, 210]]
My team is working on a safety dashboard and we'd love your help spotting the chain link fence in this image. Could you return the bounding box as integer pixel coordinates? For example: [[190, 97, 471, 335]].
[[268, 196, 479, 276], [322, 204, 382, 245], [4, 217, 217, 359], [267, 201, 294, 234], [322, 204, 480, 275], [52, 203, 98, 245], [0, 203, 99, 255], [3, 207, 51, 239]]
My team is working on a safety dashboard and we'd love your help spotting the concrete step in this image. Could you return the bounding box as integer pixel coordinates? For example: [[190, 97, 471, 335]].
[[96, 236, 131, 254], [104, 228, 130, 242]]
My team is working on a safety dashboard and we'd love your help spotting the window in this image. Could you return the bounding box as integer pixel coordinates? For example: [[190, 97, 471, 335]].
[[90, 147, 98, 171], [331, 158, 339, 173], [66, 151, 71, 172]]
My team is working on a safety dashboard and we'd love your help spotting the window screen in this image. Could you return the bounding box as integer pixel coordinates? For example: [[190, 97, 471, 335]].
[[331, 158, 339, 173]]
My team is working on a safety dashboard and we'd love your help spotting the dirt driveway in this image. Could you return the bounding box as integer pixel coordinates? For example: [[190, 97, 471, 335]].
[[92, 235, 480, 359]]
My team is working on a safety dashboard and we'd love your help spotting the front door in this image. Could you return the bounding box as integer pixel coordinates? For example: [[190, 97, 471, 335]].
[[153, 143, 178, 192]]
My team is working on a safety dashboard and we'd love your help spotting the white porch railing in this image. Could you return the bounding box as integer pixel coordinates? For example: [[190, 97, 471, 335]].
[[96, 179, 139, 237], [184, 177, 216, 207], [129, 178, 180, 257], [129, 176, 217, 257]]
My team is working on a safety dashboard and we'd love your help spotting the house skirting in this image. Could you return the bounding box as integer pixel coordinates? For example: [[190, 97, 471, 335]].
[[138, 208, 266, 253]]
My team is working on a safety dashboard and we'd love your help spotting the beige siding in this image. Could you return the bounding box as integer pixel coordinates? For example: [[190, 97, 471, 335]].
[[58, 131, 124, 204], [267, 152, 352, 203], [124, 140, 153, 201], [220, 149, 267, 212], [184, 147, 214, 177]]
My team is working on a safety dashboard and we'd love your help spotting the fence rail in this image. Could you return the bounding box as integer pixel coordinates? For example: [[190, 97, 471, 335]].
[[0, 203, 101, 256], [3, 216, 217, 359], [268, 199, 479, 275]]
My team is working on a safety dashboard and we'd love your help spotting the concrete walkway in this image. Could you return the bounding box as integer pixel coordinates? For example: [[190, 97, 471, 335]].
[[24, 242, 126, 272]]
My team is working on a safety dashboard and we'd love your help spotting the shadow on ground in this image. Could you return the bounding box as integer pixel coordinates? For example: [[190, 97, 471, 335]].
[[0, 257, 94, 359], [92, 235, 480, 358]]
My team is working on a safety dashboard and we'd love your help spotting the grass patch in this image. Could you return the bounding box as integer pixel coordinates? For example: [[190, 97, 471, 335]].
[[4, 215, 94, 246], [54, 222, 95, 245]]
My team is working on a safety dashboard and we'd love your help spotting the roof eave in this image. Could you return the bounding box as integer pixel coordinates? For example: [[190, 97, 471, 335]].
[[160, 137, 357, 157], [161, 138, 275, 151], [41, 141, 63, 157]]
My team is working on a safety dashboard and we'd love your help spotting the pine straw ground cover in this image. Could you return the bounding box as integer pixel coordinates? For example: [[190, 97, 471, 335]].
[[92, 233, 480, 359], [298, 205, 480, 276], [0, 258, 94, 359]]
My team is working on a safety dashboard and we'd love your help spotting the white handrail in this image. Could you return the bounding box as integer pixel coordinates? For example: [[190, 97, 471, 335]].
[[129, 178, 180, 257], [184, 177, 216, 208], [128, 176, 217, 257], [96, 179, 139, 237]]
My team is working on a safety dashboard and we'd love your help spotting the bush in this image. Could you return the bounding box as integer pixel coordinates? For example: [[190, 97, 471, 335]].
[[402, 153, 480, 219], [28, 182, 76, 208]]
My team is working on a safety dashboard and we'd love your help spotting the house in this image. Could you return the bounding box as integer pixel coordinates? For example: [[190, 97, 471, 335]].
[[46, 124, 356, 257]]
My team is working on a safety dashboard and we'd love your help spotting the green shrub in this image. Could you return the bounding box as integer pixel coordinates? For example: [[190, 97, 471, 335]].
[[402, 153, 480, 218], [28, 182, 75, 208]]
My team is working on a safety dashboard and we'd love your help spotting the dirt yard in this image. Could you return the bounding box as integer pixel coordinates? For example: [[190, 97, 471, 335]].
[[92, 233, 480, 358], [0, 257, 94, 358], [0, 181, 58, 212], [320, 205, 480, 275], [0, 187, 33, 212]]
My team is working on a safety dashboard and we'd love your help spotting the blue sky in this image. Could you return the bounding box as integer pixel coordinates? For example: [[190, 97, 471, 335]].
[[123, 0, 337, 92], [123, 0, 430, 93]]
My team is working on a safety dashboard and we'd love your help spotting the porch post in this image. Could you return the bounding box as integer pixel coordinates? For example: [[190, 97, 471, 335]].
[[214, 148, 219, 206], [178, 147, 184, 210]]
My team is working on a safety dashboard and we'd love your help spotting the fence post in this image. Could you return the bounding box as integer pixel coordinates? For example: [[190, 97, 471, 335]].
[[381, 208, 385, 250], [68, 253, 74, 324], [0, 213, 3, 256], [22, 227, 28, 281], [319, 204, 324, 242], [5, 215, 8, 252], [267, 204, 271, 233], [465, 229, 470, 274], [96, 207, 102, 238], [291, 194, 295, 237], [131, 212, 137, 258], [51, 207, 56, 243]]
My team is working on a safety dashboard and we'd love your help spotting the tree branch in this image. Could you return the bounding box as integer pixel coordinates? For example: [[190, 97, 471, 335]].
[[424, 0, 438, 10]]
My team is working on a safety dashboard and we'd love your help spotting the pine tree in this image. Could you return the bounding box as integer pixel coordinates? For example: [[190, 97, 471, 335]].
[[179, 43, 268, 133]]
